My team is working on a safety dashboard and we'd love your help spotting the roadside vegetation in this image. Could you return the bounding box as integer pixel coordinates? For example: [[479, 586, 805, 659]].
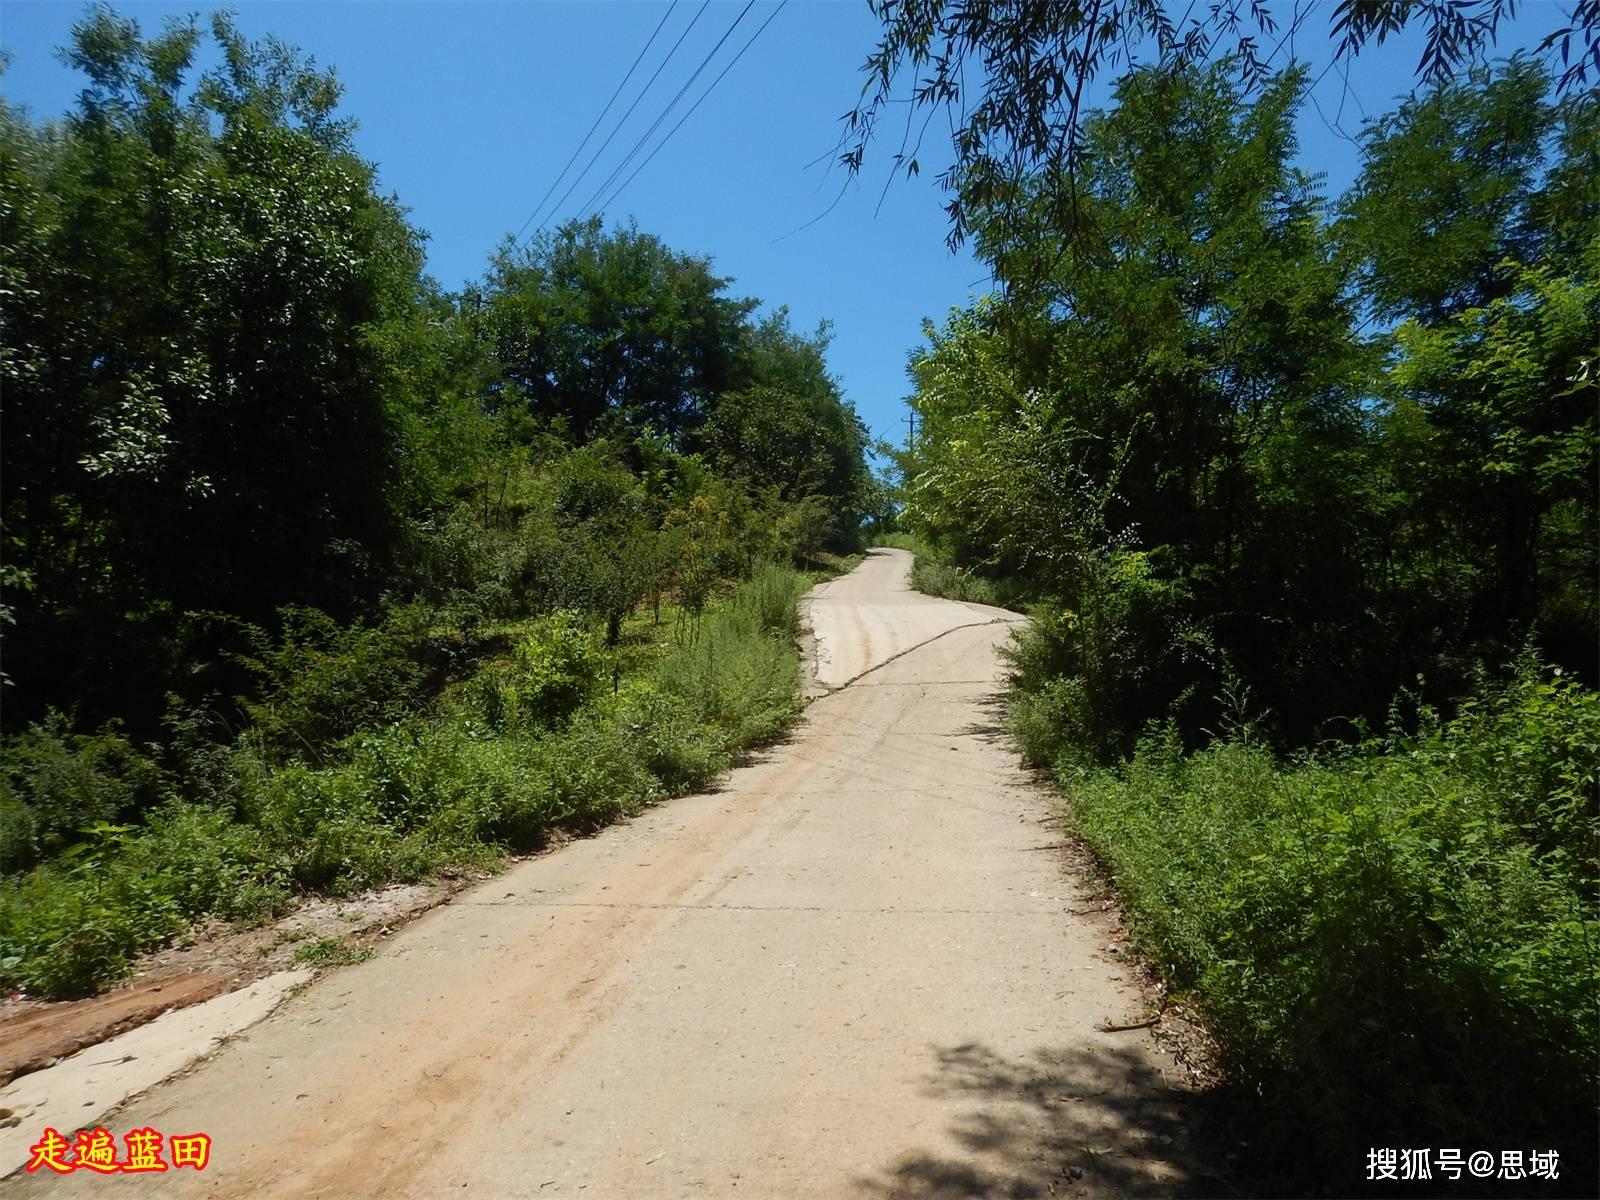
[[872, 532, 1020, 610], [886, 53, 1598, 1194], [0, 10, 880, 999], [4, 4, 1595, 1192], [0, 564, 820, 998], [1025, 657, 1596, 1190]]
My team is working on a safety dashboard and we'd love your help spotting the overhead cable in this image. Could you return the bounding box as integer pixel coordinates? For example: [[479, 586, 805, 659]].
[[524, 0, 712, 246], [511, 0, 683, 244], [590, 1, 788, 219], [574, 0, 758, 221]]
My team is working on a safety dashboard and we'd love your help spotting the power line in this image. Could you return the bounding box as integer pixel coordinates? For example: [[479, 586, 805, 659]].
[[575, 0, 758, 222], [588, 1, 787, 220], [575, 0, 757, 221], [770, 173, 851, 245], [511, 0, 681, 244], [523, 0, 712, 247]]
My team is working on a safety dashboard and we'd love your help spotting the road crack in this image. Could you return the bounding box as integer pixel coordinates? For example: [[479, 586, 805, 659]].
[[808, 617, 1022, 698]]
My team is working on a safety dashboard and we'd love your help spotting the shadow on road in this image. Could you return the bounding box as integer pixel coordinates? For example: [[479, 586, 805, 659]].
[[859, 1040, 1240, 1199], [957, 691, 1013, 745]]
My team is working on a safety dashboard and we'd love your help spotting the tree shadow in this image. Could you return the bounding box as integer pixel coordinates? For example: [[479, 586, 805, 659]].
[[957, 691, 1013, 745], [860, 1040, 1242, 1199], [726, 718, 804, 771]]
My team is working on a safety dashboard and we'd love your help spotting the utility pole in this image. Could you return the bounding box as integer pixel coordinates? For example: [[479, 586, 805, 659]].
[[902, 409, 917, 452]]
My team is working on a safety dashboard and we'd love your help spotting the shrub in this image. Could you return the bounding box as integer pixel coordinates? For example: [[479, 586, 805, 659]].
[[0, 802, 286, 998], [880, 532, 1033, 610], [510, 611, 602, 724], [1443, 661, 1599, 872], [1006, 674, 1094, 768], [0, 786, 37, 876], [458, 610, 602, 733], [0, 714, 166, 872], [1003, 553, 1204, 760], [337, 722, 560, 851], [116, 802, 289, 923], [238, 605, 430, 762], [1052, 661, 1599, 1189], [0, 864, 164, 998]]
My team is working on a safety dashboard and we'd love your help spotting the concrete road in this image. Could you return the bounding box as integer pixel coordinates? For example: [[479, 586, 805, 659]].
[[799, 548, 1020, 695], [10, 549, 1204, 1198]]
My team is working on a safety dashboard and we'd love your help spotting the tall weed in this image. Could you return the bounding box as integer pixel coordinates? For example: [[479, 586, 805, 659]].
[[1049, 662, 1599, 1189], [655, 564, 804, 746], [237, 605, 430, 762]]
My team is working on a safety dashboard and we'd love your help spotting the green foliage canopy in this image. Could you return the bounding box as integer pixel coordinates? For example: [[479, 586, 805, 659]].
[[2, 8, 430, 722], [899, 58, 1598, 749], [470, 217, 754, 443]]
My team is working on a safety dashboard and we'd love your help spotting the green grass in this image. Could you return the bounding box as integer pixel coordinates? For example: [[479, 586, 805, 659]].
[[908, 557, 1003, 605], [870, 531, 924, 552], [291, 934, 375, 969], [1038, 664, 1599, 1191], [0, 562, 819, 999], [872, 532, 1015, 608]]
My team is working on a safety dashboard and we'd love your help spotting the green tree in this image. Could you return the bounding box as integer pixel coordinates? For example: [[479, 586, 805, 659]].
[[2, 7, 429, 725], [548, 446, 661, 645], [1338, 57, 1562, 322], [906, 64, 1376, 743], [470, 217, 755, 444], [697, 314, 873, 551], [1342, 62, 1599, 684], [846, 0, 1597, 265], [903, 55, 1597, 750]]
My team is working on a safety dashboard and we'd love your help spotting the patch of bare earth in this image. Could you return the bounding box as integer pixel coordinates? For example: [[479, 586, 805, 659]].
[[0, 870, 497, 1088]]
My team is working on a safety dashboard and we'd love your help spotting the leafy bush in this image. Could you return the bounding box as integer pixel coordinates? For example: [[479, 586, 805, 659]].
[[1442, 661, 1599, 871], [0, 788, 37, 877], [236, 722, 518, 892], [0, 803, 287, 997], [405, 727, 560, 848], [0, 714, 166, 872], [1006, 674, 1094, 768], [1002, 552, 1205, 760], [1048, 661, 1599, 1189], [509, 611, 602, 724], [0, 863, 169, 999], [238, 605, 430, 762], [460, 610, 602, 732], [118, 802, 291, 925]]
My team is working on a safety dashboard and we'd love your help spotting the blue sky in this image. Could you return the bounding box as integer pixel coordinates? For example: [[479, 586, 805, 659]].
[[0, 1, 1576, 451]]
